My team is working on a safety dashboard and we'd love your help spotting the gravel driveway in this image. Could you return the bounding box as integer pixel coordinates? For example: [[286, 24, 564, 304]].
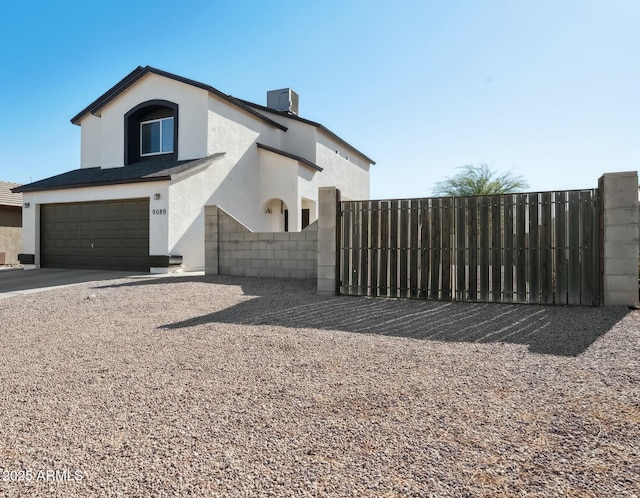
[[0, 275, 638, 497]]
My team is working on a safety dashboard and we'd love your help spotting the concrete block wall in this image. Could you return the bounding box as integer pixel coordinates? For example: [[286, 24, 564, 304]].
[[599, 171, 639, 306], [205, 206, 317, 279]]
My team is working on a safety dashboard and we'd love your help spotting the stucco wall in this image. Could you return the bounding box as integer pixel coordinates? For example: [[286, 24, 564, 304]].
[[79, 73, 210, 168], [241, 104, 372, 202], [247, 112, 371, 230], [244, 108, 371, 203], [314, 131, 370, 201], [204, 93, 308, 233], [80, 114, 102, 168], [258, 148, 301, 231], [278, 118, 319, 163], [168, 164, 221, 271]]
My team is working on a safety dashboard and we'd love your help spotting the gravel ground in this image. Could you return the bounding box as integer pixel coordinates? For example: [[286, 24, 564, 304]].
[[0, 275, 638, 497]]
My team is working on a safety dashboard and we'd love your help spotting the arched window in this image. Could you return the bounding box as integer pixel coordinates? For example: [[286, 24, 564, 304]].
[[124, 100, 178, 165]]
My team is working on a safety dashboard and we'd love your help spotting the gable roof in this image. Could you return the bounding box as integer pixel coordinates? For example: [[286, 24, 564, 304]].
[[12, 154, 225, 194], [256, 143, 323, 172], [70, 66, 288, 132], [70, 66, 374, 165], [238, 99, 376, 165], [0, 182, 22, 206]]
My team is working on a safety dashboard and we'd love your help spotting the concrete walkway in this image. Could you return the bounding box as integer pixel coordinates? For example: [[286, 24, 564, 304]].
[[0, 268, 204, 299]]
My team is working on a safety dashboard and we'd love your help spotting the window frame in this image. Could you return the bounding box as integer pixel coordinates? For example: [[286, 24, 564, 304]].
[[124, 100, 178, 166], [140, 116, 174, 157]]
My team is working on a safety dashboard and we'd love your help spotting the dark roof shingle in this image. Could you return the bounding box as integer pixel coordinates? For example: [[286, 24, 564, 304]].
[[12, 154, 224, 194]]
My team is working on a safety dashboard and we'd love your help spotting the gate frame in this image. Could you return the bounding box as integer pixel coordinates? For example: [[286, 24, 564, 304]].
[[331, 173, 639, 307]]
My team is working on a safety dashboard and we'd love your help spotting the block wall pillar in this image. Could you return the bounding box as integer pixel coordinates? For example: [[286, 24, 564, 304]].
[[317, 187, 340, 295], [599, 171, 639, 306], [204, 205, 219, 275]]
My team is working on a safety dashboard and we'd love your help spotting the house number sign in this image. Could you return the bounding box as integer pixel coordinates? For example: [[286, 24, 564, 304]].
[[152, 209, 167, 215]]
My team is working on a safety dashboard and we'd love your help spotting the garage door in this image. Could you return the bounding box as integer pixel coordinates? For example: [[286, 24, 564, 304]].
[[41, 199, 150, 271]]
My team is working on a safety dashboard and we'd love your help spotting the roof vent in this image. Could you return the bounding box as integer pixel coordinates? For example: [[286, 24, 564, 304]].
[[267, 88, 299, 115]]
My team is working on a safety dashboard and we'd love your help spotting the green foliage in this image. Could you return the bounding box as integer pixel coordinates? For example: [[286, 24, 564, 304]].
[[432, 163, 529, 197]]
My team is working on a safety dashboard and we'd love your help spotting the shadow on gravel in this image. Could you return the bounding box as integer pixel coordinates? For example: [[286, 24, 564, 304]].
[[118, 275, 633, 357]]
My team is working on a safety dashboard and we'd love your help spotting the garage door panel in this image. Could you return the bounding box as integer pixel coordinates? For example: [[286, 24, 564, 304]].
[[95, 203, 109, 214], [41, 198, 150, 271], [47, 205, 62, 216], [122, 238, 139, 249], [122, 201, 142, 212], [121, 220, 134, 230]]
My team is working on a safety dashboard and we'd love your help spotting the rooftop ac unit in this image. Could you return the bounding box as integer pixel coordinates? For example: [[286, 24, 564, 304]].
[[267, 88, 299, 115]]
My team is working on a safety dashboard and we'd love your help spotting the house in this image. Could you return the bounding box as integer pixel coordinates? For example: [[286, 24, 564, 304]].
[[0, 182, 23, 265], [13, 66, 374, 272]]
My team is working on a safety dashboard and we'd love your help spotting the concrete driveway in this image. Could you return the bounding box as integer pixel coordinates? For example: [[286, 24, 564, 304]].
[[0, 268, 153, 298]]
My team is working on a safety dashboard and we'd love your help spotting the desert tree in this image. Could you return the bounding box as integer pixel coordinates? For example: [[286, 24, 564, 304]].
[[432, 163, 529, 197]]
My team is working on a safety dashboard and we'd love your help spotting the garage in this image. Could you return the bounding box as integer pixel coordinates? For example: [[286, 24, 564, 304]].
[[40, 199, 150, 271]]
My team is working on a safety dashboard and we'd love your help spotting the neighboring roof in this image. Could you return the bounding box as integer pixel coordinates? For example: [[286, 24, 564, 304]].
[[0, 181, 22, 206], [12, 154, 225, 194], [257, 143, 323, 172], [238, 99, 376, 165], [70, 66, 288, 132]]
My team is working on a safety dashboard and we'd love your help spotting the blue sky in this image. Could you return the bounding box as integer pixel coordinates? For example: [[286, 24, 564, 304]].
[[0, 0, 638, 199]]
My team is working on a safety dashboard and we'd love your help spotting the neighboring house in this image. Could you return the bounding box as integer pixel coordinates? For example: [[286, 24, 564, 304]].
[[0, 182, 23, 265], [14, 66, 374, 272]]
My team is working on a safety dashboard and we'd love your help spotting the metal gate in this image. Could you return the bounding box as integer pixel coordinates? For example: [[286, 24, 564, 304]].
[[338, 190, 601, 306]]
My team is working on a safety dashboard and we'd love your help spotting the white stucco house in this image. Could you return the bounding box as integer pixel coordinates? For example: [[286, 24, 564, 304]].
[[14, 66, 374, 272]]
